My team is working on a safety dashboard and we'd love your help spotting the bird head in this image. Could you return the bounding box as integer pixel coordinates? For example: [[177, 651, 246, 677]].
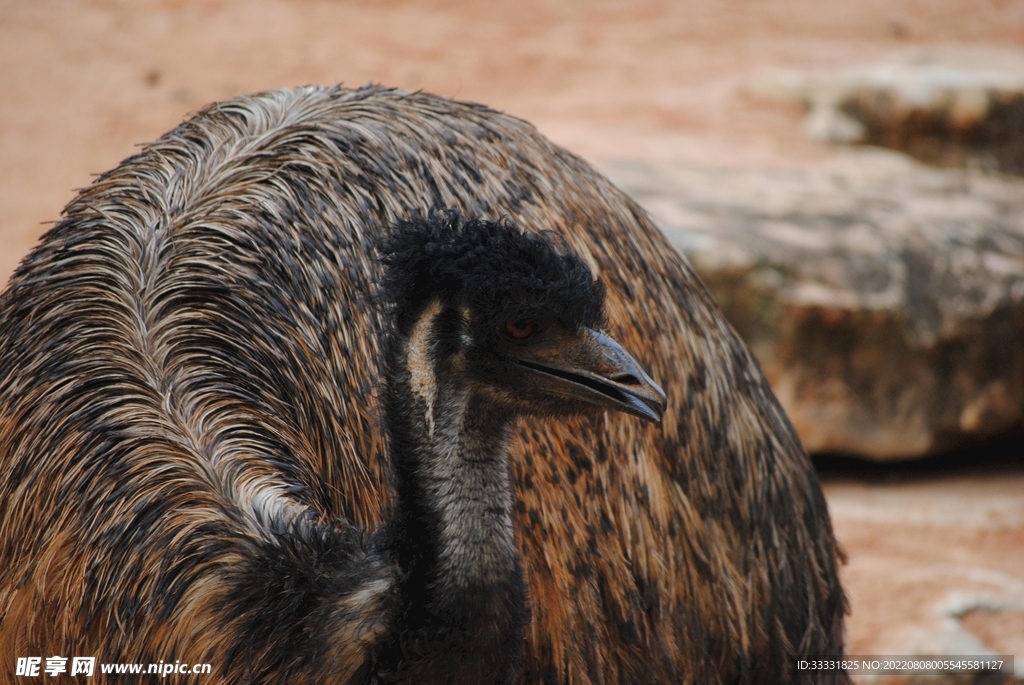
[[379, 209, 665, 424]]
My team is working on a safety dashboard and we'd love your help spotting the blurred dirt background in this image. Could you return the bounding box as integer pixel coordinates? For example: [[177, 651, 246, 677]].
[[2, 0, 1022, 676]]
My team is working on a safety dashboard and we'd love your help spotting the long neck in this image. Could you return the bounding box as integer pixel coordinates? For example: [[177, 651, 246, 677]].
[[375, 301, 526, 684]]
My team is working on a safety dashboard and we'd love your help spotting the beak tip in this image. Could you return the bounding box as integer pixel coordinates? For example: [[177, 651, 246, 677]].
[[624, 392, 666, 426]]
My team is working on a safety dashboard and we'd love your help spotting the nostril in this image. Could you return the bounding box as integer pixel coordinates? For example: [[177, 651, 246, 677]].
[[612, 372, 642, 386]]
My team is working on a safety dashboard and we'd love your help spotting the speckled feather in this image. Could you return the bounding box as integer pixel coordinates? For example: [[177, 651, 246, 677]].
[[0, 85, 848, 684]]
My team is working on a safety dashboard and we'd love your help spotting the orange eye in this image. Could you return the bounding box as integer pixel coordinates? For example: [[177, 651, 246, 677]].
[[505, 319, 537, 339]]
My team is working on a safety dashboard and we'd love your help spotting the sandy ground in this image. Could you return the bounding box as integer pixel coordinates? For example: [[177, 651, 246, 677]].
[[2, 0, 1023, 671], [820, 457, 1024, 665]]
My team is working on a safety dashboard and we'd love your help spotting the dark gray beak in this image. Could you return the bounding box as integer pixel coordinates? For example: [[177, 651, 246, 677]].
[[515, 327, 667, 424]]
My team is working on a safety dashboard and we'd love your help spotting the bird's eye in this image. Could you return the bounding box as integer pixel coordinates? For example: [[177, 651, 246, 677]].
[[505, 318, 537, 340]]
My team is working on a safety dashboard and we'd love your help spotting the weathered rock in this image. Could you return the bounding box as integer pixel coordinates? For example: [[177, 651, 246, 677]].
[[754, 64, 1024, 175], [604, 151, 1024, 460]]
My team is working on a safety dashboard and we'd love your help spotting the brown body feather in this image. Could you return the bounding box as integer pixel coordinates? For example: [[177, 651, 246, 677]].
[[0, 85, 848, 684]]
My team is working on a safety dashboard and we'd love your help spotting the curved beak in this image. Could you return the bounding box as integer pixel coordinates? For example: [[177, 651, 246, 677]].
[[515, 328, 667, 424]]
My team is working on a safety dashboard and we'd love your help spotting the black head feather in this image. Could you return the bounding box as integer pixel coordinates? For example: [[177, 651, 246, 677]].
[[378, 209, 606, 336]]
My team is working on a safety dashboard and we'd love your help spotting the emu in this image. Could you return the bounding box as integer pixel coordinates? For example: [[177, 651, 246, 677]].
[[0, 85, 848, 684], [369, 211, 664, 683]]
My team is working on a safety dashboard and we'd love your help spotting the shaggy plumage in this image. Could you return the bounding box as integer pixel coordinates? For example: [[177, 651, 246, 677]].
[[0, 85, 849, 684], [379, 209, 606, 335]]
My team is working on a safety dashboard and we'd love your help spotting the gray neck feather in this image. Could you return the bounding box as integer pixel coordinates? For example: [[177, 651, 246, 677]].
[[401, 302, 518, 591]]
